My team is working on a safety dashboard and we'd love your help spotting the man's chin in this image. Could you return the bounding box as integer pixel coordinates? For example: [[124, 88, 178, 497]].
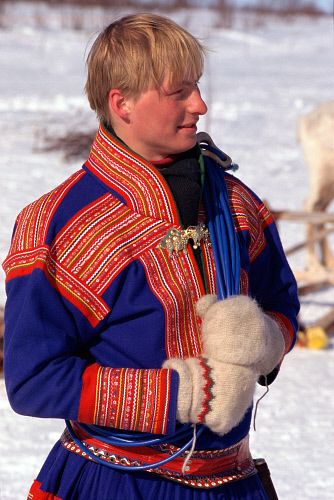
[[172, 138, 197, 154]]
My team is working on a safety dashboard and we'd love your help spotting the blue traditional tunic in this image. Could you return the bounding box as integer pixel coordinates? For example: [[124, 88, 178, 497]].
[[3, 125, 299, 499]]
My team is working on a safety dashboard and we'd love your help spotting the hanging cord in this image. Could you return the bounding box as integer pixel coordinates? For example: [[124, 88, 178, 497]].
[[253, 376, 269, 432], [181, 424, 198, 475]]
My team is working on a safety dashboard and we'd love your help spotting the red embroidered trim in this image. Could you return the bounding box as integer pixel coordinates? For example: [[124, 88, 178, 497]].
[[8, 171, 84, 254], [201, 239, 216, 295], [225, 176, 273, 263], [61, 429, 256, 489], [52, 193, 171, 296], [78, 363, 173, 434], [3, 246, 109, 327], [27, 480, 62, 500], [197, 357, 214, 423], [267, 311, 296, 353], [258, 202, 274, 230], [85, 125, 179, 223], [239, 268, 249, 295], [139, 248, 204, 359]]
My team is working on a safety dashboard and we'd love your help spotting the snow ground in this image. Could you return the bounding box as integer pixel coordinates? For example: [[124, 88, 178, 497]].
[[0, 4, 333, 499]]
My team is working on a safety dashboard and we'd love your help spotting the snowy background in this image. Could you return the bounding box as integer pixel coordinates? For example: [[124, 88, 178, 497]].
[[1, 2, 333, 499]]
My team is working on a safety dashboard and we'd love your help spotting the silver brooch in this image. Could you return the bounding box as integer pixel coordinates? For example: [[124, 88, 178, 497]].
[[159, 223, 210, 256]]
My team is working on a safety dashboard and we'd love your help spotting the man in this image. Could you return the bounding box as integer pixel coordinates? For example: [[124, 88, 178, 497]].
[[3, 13, 299, 499]]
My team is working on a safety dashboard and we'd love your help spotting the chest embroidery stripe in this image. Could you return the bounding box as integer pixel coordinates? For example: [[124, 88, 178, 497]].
[[51, 194, 171, 296], [201, 241, 217, 295], [139, 248, 203, 359], [55, 196, 123, 263]]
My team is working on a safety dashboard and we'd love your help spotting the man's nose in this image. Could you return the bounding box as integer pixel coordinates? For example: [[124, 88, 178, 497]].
[[189, 88, 208, 115]]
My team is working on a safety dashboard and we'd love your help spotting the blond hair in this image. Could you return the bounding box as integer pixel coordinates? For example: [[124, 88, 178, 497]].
[[85, 13, 205, 125]]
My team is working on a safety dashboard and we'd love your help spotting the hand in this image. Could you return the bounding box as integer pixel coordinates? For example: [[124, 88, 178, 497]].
[[162, 294, 285, 435], [197, 294, 285, 376], [163, 356, 257, 436]]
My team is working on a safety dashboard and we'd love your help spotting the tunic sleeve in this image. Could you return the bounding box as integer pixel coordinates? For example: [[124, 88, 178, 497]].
[[3, 251, 178, 436], [247, 202, 300, 355], [225, 173, 300, 356]]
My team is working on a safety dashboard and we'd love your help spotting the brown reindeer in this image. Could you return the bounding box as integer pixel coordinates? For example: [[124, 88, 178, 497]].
[[298, 101, 334, 271]]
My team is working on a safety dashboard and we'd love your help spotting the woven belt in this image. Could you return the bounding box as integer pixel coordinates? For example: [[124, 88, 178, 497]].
[[61, 423, 256, 489]]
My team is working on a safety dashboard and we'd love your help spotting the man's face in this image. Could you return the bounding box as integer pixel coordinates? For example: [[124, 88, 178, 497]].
[[122, 78, 208, 161]]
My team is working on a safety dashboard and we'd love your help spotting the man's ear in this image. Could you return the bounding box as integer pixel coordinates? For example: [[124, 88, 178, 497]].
[[108, 89, 132, 122]]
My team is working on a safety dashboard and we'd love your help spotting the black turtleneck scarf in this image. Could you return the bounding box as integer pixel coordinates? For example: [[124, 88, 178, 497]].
[[153, 145, 202, 229], [152, 146, 204, 280]]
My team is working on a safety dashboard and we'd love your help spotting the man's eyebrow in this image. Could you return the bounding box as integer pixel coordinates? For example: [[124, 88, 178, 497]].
[[162, 78, 201, 94]]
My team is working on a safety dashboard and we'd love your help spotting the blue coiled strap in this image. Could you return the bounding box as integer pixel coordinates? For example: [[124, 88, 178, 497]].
[[202, 148, 241, 300], [77, 421, 195, 447], [65, 420, 204, 471]]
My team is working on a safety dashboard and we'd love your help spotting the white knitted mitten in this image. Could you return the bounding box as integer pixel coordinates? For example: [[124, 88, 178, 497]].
[[162, 294, 285, 435], [197, 294, 285, 376], [163, 356, 257, 435]]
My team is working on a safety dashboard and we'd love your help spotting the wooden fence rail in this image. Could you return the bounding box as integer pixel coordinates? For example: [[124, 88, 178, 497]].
[[285, 225, 334, 256], [271, 209, 334, 224]]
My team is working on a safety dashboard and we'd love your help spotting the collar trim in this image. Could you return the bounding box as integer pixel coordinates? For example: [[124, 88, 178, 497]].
[[85, 125, 180, 224]]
